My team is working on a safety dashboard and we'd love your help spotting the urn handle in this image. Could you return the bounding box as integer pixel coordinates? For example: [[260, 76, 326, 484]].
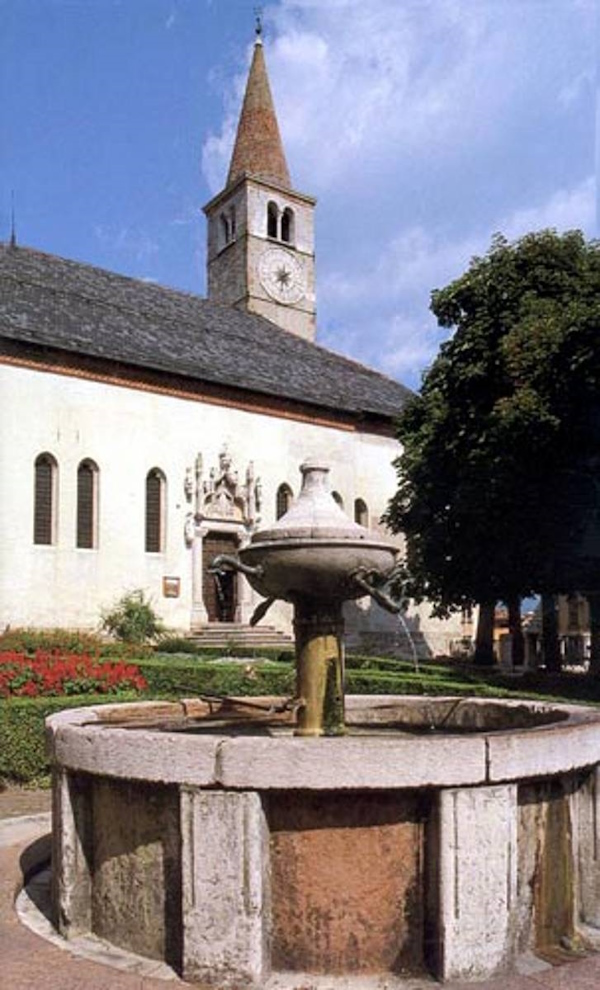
[[209, 553, 264, 579], [351, 567, 402, 614]]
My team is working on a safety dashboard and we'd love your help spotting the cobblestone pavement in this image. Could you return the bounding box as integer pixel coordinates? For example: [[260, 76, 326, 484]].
[[2, 794, 600, 990]]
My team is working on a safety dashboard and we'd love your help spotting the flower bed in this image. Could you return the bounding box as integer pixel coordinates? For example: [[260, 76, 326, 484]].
[[0, 650, 147, 698]]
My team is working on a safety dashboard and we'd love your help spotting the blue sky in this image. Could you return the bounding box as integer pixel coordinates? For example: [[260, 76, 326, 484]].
[[2, 0, 596, 389]]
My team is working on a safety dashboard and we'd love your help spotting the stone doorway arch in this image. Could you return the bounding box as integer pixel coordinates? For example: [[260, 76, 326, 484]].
[[185, 447, 261, 629]]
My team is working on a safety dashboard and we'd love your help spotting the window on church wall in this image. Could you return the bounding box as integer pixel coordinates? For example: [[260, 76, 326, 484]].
[[146, 469, 166, 553], [276, 483, 293, 520], [33, 453, 58, 545], [76, 460, 98, 549], [354, 498, 368, 527], [229, 205, 236, 239], [267, 201, 279, 239], [281, 207, 295, 245], [332, 491, 344, 510]]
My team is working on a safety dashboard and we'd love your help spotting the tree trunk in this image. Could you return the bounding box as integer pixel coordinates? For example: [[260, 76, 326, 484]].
[[474, 602, 495, 666], [541, 593, 561, 673], [587, 592, 600, 677], [507, 596, 524, 667]]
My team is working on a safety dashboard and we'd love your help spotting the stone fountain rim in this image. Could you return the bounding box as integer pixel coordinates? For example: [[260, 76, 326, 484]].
[[47, 695, 600, 792]]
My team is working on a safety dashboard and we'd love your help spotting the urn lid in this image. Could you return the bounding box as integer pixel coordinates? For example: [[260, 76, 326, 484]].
[[250, 460, 392, 546]]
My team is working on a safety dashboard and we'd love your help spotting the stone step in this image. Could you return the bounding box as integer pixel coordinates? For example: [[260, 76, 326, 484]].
[[188, 625, 293, 651]]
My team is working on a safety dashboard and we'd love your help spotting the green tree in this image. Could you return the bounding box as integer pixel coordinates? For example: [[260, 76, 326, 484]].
[[385, 230, 600, 667]]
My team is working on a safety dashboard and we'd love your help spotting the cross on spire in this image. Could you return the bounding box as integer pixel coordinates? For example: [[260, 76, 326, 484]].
[[254, 7, 263, 42]]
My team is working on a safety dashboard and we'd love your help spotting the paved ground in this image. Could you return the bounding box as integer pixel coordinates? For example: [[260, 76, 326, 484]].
[[0, 784, 51, 820], [2, 788, 600, 989]]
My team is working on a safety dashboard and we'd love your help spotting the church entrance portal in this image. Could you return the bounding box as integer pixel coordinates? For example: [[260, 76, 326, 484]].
[[203, 532, 238, 622]]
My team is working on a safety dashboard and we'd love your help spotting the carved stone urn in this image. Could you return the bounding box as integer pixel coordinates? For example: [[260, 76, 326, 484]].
[[212, 459, 399, 735]]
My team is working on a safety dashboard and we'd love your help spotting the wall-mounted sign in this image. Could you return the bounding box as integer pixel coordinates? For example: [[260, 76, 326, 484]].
[[163, 576, 181, 599]]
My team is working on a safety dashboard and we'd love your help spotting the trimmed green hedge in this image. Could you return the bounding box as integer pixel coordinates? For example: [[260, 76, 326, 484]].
[[156, 640, 294, 663], [135, 658, 294, 698], [0, 692, 139, 786]]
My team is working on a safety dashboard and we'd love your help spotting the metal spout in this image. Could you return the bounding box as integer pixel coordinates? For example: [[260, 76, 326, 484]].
[[352, 567, 403, 614], [209, 554, 264, 579]]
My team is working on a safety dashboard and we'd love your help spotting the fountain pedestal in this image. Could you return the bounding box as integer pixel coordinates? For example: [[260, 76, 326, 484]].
[[294, 601, 345, 736]]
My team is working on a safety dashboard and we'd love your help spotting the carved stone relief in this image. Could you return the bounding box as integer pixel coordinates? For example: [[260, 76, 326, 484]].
[[184, 446, 261, 545]]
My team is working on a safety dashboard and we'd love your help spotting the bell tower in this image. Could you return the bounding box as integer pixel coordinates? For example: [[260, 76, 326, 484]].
[[203, 25, 316, 341]]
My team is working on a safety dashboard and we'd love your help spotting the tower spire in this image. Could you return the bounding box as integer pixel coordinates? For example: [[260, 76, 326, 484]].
[[226, 31, 291, 189]]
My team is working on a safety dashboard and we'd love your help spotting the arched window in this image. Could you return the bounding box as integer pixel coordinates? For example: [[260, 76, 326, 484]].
[[77, 459, 98, 549], [331, 491, 344, 510], [281, 207, 295, 244], [146, 469, 166, 553], [33, 453, 57, 545], [276, 483, 293, 520], [354, 498, 368, 527], [229, 205, 236, 239], [267, 201, 279, 239]]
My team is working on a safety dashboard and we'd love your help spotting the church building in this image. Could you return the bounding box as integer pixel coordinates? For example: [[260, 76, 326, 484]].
[[0, 32, 463, 656]]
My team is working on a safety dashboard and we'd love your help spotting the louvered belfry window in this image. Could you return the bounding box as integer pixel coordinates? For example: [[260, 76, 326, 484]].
[[145, 469, 164, 552], [77, 460, 97, 549], [34, 454, 56, 545]]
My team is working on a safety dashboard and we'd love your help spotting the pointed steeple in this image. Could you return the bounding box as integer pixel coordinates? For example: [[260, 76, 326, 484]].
[[227, 35, 291, 189]]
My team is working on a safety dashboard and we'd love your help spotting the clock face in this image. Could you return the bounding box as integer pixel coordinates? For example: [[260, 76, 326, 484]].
[[258, 247, 306, 305]]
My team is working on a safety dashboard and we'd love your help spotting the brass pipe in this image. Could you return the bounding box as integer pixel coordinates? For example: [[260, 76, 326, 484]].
[[293, 600, 345, 737]]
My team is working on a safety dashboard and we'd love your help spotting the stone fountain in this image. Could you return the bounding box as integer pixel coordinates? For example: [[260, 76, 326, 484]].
[[46, 460, 600, 989], [210, 459, 401, 737]]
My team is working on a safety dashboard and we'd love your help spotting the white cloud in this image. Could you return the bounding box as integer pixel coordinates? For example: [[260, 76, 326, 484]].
[[93, 224, 159, 261], [322, 224, 482, 309], [200, 0, 594, 389], [169, 205, 200, 228], [326, 174, 595, 309], [499, 175, 596, 241], [378, 313, 445, 383], [202, 0, 520, 193], [318, 175, 597, 388], [558, 70, 593, 109]]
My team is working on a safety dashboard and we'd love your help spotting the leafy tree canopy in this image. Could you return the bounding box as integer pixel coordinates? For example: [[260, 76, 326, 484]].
[[385, 229, 600, 615]]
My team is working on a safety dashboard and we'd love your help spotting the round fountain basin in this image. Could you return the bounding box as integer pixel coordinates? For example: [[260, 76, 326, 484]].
[[48, 695, 600, 988], [240, 538, 398, 601]]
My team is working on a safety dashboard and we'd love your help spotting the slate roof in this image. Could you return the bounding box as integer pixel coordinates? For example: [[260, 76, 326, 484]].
[[0, 243, 412, 421]]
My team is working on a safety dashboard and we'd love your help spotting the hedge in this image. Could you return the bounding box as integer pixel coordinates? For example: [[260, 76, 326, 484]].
[[135, 658, 295, 698], [156, 639, 294, 663], [0, 692, 139, 786]]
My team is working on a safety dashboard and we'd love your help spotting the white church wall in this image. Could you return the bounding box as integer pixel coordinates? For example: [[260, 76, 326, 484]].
[[0, 362, 399, 633]]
